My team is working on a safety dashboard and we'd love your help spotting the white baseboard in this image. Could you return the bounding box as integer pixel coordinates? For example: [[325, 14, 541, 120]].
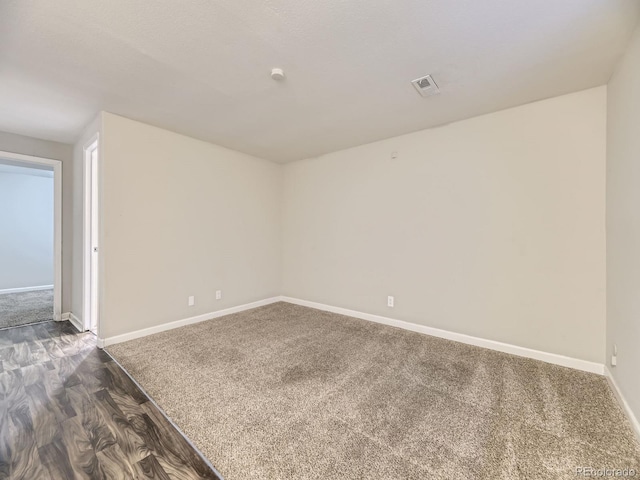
[[60, 312, 70, 321], [69, 313, 83, 332], [102, 297, 282, 347], [605, 367, 640, 442], [99, 293, 604, 375], [280, 296, 605, 375], [0, 284, 54, 295]]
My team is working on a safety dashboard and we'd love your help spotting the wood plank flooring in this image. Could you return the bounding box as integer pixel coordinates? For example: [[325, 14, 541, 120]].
[[0, 321, 222, 480]]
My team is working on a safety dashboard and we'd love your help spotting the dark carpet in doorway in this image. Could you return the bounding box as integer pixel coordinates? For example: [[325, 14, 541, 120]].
[[0, 288, 54, 329]]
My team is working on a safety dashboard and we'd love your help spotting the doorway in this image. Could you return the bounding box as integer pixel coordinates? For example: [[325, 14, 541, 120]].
[[83, 135, 99, 335], [0, 152, 62, 328]]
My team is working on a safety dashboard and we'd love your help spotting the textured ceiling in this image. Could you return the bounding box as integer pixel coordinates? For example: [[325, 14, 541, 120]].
[[0, 1, 638, 163]]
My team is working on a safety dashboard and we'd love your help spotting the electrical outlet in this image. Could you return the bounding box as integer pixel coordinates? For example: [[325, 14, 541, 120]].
[[611, 355, 617, 367], [216, 290, 222, 300], [387, 296, 394, 308], [188, 295, 195, 306]]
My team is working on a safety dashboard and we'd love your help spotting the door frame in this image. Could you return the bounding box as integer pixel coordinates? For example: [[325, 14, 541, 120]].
[[82, 134, 100, 334], [0, 150, 63, 321]]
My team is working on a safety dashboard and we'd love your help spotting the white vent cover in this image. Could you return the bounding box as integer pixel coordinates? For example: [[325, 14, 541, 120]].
[[411, 74, 440, 97]]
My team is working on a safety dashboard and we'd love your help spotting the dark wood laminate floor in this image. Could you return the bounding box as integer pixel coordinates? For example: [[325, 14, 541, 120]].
[[0, 321, 222, 480]]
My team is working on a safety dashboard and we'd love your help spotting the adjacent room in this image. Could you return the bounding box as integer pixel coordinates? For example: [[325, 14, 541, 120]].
[[0, 160, 55, 328], [1, 1, 639, 479]]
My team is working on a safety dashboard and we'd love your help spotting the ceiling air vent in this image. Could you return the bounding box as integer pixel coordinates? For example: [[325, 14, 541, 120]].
[[411, 74, 440, 97]]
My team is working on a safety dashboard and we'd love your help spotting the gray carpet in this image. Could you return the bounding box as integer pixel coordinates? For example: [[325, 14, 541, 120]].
[[107, 302, 640, 480], [0, 288, 54, 329]]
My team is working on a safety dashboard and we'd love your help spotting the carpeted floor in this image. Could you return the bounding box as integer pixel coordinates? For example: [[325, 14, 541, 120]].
[[107, 302, 640, 480], [0, 288, 54, 329]]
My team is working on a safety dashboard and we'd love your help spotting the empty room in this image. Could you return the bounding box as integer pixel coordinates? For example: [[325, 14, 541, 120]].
[[1, 1, 639, 479], [0, 161, 55, 329]]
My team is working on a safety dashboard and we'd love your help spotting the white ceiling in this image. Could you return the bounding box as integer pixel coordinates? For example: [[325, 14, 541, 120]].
[[0, 1, 638, 163]]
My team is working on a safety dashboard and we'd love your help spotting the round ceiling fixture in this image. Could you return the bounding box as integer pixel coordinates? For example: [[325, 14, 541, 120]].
[[271, 68, 285, 81]]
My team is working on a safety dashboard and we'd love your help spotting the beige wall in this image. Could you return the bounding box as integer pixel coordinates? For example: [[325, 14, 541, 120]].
[[0, 131, 74, 312], [99, 113, 282, 338], [69, 88, 608, 366], [607, 23, 640, 421], [283, 87, 607, 363]]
